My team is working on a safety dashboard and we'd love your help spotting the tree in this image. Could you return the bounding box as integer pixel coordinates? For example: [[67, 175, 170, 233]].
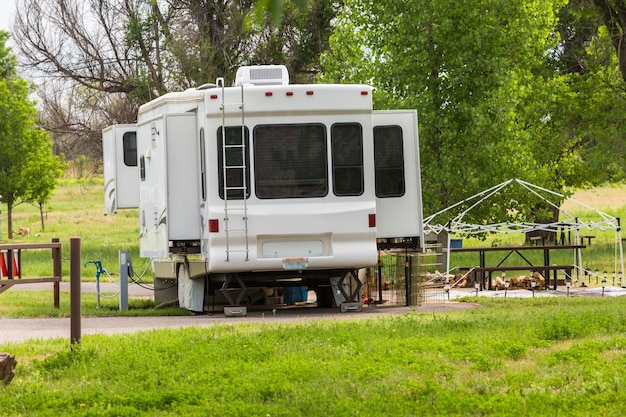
[[321, 0, 573, 223], [11, 0, 341, 160], [320, 0, 626, 235], [24, 141, 67, 231], [594, 0, 626, 83], [553, 0, 626, 183], [0, 31, 65, 238]]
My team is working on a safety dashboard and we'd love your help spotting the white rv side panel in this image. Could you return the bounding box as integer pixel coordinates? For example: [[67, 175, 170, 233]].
[[165, 113, 201, 240], [373, 110, 423, 241], [138, 114, 201, 258], [102, 124, 138, 214], [138, 117, 168, 258]]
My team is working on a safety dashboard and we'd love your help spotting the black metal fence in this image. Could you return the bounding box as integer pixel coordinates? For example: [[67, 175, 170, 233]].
[[365, 247, 449, 306]]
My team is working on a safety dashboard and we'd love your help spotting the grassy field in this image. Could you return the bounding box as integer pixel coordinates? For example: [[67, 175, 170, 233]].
[[1, 297, 626, 416], [1, 177, 140, 281], [1, 181, 626, 415], [3, 179, 625, 282], [0, 289, 185, 318]]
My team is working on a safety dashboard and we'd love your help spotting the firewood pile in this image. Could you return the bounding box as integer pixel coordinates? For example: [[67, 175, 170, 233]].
[[493, 271, 546, 290], [426, 270, 547, 291], [424, 271, 467, 287]]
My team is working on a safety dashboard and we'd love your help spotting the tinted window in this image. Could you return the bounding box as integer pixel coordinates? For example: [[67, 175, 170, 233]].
[[331, 123, 364, 196], [217, 126, 250, 200], [122, 132, 137, 167], [373, 126, 405, 197], [254, 124, 327, 199]]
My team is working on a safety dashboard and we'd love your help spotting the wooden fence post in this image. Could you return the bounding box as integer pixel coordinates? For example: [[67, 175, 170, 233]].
[[70, 237, 81, 347], [52, 238, 61, 308]]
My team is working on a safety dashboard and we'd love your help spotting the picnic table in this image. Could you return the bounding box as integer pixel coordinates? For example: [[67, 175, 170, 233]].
[[449, 244, 586, 290]]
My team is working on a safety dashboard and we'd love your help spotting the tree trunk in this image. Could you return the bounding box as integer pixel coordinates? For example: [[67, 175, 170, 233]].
[[7, 204, 13, 239], [39, 201, 45, 232]]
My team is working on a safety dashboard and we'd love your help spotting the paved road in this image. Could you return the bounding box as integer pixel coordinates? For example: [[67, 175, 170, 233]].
[[0, 303, 476, 344], [3, 282, 623, 345]]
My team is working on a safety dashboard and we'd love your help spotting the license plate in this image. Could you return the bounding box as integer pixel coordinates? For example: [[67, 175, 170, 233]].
[[283, 257, 308, 270]]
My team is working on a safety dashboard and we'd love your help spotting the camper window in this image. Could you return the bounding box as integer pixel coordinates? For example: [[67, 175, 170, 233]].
[[217, 126, 250, 200], [373, 125, 405, 198], [122, 132, 137, 167], [254, 124, 328, 199], [331, 123, 364, 196]]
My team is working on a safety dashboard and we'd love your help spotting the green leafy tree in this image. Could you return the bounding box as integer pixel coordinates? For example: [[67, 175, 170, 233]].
[[0, 31, 65, 238], [321, 0, 571, 224], [552, 1, 626, 184], [319, 0, 626, 239], [24, 141, 68, 232], [594, 0, 626, 83]]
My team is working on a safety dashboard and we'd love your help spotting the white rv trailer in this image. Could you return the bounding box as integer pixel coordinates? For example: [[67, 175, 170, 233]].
[[103, 65, 424, 313], [102, 124, 139, 213]]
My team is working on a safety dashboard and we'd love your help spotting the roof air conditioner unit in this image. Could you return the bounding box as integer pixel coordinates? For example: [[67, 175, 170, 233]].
[[235, 65, 289, 86]]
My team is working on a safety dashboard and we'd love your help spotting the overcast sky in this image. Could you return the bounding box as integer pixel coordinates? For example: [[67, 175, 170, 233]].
[[0, 0, 16, 34]]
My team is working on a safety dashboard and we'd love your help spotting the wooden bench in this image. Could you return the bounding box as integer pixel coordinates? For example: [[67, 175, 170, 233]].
[[473, 265, 574, 291], [0, 240, 62, 308], [580, 235, 596, 245]]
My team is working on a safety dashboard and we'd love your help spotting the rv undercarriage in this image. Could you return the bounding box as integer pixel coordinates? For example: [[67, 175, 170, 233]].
[[153, 258, 366, 314]]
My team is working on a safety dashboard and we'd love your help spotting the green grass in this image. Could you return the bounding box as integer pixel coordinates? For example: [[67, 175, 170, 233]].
[[2, 297, 626, 416], [0, 290, 187, 318], [1, 177, 141, 282], [2, 181, 626, 415]]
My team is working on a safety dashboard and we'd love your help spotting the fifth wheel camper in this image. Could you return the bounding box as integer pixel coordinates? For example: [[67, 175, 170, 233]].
[[103, 65, 423, 314]]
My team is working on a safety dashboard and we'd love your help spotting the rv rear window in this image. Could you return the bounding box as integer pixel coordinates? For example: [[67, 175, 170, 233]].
[[374, 125, 405, 198], [122, 132, 137, 167], [217, 126, 250, 200], [331, 123, 364, 196], [254, 124, 328, 199]]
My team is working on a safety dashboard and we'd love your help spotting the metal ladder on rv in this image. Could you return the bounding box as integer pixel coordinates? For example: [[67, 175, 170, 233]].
[[217, 77, 249, 262]]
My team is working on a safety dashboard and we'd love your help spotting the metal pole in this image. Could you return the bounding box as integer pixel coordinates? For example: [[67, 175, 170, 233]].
[[617, 218, 625, 287], [70, 237, 81, 348], [119, 250, 129, 311], [405, 252, 410, 306], [377, 257, 384, 304]]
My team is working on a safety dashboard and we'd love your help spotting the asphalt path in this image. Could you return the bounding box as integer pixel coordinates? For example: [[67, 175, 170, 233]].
[[3, 282, 624, 345], [0, 282, 479, 344]]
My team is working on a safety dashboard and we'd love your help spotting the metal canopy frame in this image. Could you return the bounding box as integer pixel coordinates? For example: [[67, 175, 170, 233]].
[[423, 178, 624, 284]]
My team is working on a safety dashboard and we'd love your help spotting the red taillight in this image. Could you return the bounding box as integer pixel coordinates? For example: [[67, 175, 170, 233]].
[[306, 91, 314, 96], [368, 214, 376, 228], [286, 91, 294, 96], [210, 94, 218, 99], [361, 90, 369, 95], [265, 91, 273, 96], [209, 219, 219, 233]]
